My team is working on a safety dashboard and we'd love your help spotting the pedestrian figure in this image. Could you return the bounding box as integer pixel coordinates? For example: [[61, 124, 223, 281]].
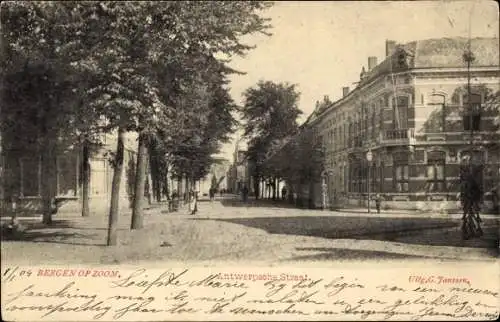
[[375, 193, 382, 214], [491, 189, 499, 215], [209, 188, 215, 201], [171, 190, 179, 212], [189, 189, 198, 215], [242, 185, 249, 202], [281, 186, 287, 201]]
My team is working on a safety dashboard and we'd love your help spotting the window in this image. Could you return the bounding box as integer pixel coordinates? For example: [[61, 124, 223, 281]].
[[364, 110, 369, 135], [379, 107, 384, 134], [426, 159, 445, 192], [463, 93, 481, 131], [344, 124, 347, 147], [392, 96, 409, 129], [379, 161, 384, 192], [371, 112, 376, 139], [394, 164, 409, 192], [367, 162, 377, 192], [349, 161, 363, 193], [348, 123, 353, 147]]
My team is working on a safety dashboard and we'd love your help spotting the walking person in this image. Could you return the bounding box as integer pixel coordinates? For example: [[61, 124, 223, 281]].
[[281, 186, 287, 201], [375, 193, 382, 214], [242, 185, 249, 203], [491, 189, 499, 215], [189, 189, 198, 215]]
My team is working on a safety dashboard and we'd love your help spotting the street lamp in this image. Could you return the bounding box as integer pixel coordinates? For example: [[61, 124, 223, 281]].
[[321, 173, 327, 210], [321, 169, 333, 210], [366, 150, 373, 213]]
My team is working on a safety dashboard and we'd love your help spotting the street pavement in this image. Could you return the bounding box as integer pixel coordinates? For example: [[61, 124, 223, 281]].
[[1, 195, 498, 265]]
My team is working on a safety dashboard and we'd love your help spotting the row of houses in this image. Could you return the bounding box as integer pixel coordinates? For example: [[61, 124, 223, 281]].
[[265, 37, 500, 212], [0, 128, 139, 214]]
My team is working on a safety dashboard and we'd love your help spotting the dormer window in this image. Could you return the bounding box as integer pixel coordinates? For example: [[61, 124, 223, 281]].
[[395, 48, 408, 69]]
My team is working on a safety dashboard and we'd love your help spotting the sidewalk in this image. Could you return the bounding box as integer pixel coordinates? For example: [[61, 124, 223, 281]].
[[223, 196, 500, 219], [1, 197, 497, 265]]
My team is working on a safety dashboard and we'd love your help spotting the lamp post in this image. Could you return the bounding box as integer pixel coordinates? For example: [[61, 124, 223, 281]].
[[321, 169, 334, 210], [366, 150, 373, 213], [321, 169, 328, 210]]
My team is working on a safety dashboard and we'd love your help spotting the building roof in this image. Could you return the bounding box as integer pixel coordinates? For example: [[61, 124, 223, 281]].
[[305, 36, 499, 126], [410, 37, 499, 68], [363, 37, 499, 85]]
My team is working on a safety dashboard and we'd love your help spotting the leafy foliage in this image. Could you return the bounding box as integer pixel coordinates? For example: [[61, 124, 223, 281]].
[[240, 81, 302, 182], [1, 1, 273, 225]]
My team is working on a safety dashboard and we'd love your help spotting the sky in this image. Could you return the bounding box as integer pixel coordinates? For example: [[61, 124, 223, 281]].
[[217, 0, 499, 161]]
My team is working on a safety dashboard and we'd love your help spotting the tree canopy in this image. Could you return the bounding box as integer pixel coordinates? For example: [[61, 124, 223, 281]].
[[1, 1, 273, 233]]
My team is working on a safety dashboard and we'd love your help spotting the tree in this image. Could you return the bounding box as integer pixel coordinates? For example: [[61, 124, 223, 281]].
[[125, 1, 272, 229], [240, 81, 302, 199], [0, 2, 101, 224], [1, 1, 273, 244]]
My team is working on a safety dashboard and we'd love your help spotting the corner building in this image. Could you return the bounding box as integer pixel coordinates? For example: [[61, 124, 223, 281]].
[[310, 37, 499, 212]]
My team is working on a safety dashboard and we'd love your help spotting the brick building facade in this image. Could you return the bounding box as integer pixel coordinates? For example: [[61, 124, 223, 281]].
[[283, 37, 500, 212]]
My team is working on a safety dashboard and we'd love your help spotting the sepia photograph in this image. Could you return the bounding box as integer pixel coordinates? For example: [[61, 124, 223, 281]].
[[1, 1, 499, 321]]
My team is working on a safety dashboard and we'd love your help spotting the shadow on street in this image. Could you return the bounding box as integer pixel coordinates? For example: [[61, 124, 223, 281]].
[[1, 219, 117, 246], [194, 214, 499, 253], [284, 248, 451, 262], [220, 198, 313, 209]]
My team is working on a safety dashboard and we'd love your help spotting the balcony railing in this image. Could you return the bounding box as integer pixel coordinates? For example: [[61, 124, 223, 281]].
[[381, 128, 415, 146]]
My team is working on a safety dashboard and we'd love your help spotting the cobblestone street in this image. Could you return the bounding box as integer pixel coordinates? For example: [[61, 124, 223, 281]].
[[2, 196, 498, 266]]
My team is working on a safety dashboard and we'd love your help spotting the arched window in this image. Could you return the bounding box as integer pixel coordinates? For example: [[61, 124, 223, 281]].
[[428, 92, 447, 132]]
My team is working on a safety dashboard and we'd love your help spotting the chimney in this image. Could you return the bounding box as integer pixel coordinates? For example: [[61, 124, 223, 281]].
[[386, 40, 396, 57], [360, 66, 366, 80], [368, 56, 378, 71], [342, 87, 350, 97]]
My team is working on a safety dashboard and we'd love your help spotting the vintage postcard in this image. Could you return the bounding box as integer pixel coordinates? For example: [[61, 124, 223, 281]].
[[1, 1, 499, 321]]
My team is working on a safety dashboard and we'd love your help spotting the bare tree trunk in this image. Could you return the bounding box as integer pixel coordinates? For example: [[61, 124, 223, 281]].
[[163, 170, 170, 200], [148, 148, 162, 202], [177, 177, 182, 198], [156, 179, 162, 202], [41, 137, 56, 225], [184, 175, 189, 202], [253, 175, 260, 200], [131, 133, 147, 230], [107, 128, 125, 246], [146, 168, 152, 205], [272, 177, 277, 200], [81, 140, 90, 217]]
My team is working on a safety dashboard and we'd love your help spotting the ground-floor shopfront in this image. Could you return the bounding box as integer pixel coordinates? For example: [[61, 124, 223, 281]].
[[328, 142, 500, 213], [0, 146, 137, 216]]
